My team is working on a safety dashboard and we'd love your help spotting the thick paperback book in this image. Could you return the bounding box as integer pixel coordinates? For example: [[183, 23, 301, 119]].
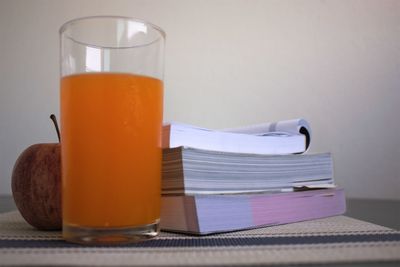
[[160, 188, 346, 235], [162, 146, 334, 194]]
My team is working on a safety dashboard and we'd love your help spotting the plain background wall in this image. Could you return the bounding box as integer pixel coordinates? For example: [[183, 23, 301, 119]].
[[0, 0, 399, 199]]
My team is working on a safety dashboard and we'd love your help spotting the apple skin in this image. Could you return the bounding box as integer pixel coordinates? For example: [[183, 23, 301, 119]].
[[11, 143, 62, 230]]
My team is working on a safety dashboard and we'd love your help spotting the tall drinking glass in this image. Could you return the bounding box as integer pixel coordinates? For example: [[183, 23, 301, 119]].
[[60, 16, 165, 244]]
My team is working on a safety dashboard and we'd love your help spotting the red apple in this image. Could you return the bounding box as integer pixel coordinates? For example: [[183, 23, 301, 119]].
[[11, 115, 62, 230]]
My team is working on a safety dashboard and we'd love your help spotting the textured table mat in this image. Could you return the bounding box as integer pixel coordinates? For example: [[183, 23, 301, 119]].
[[0, 210, 400, 266]]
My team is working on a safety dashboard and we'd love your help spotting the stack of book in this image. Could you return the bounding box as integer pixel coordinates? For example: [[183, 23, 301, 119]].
[[160, 119, 346, 235]]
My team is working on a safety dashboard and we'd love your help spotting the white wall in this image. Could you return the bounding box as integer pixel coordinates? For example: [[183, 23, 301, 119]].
[[1, 0, 399, 199]]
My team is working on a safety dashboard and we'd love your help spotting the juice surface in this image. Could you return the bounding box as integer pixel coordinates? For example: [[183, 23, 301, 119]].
[[61, 72, 163, 228]]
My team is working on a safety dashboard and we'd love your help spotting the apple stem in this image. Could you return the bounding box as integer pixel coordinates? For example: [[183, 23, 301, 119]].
[[50, 114, 61, 143]]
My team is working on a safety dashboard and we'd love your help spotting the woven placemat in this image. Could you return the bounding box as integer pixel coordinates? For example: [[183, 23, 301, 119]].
[[1, 210, 399, 266]]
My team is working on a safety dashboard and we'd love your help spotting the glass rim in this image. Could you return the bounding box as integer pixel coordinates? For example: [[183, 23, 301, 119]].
[[59, 15, 166, 49]]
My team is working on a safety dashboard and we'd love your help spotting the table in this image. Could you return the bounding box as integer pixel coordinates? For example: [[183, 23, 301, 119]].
[[2, 195, 399, 229], [1, 195, 399, 266]]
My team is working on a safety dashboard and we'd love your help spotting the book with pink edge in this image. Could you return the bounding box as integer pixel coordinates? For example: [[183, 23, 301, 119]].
[[160, 188, 346, 235]]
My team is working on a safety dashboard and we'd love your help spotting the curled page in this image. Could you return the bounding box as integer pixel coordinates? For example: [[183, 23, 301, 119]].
[[223, 118, 312, 150]]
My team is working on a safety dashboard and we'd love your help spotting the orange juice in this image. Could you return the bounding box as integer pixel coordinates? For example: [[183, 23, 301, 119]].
[[61, 72, 163, 228]]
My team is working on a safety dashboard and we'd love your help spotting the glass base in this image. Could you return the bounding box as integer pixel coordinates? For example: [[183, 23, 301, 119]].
[[63, 220, 160, 245]]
